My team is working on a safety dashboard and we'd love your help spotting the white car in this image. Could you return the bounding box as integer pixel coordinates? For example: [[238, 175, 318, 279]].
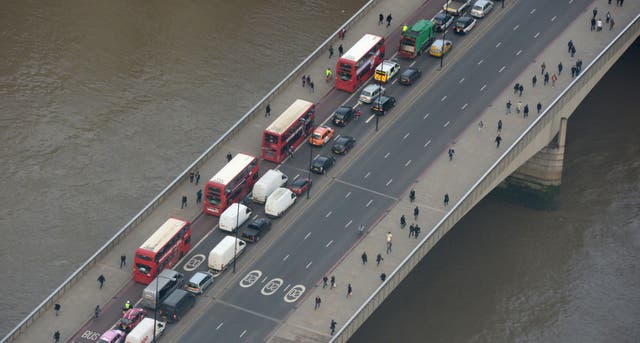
[[470, 0, 494, 18], [359, 84, 386, 104]]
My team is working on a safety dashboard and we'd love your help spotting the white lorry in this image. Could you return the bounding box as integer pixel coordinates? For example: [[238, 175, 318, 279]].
[[265, 187, 297, 218], [125, 318, 166, 343], [252, 169, 288, 204], [218, 203, 252, 232], [208, 236, 247, 272]]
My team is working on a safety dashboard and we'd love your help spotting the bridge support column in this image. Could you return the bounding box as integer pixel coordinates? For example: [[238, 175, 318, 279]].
[[493, 117, 568, 210]]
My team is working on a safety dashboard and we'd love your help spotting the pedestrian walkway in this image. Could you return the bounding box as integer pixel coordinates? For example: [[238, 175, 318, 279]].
[[269, 1, 640, 341]]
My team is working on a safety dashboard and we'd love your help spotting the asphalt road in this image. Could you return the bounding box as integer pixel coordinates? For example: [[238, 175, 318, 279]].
[[70, 0, 593, 341]]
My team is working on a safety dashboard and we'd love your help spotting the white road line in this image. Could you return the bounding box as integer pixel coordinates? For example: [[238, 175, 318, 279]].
[[364, 171, 370, 178], [334, 134, 340, 140], [365, 114, 375, 123], [441, 95, 447, 102], [530, 8, 536, 14], [477, 59, 484, 65], [262, 277, 268, 283], [345, 220, 352, 228], [424, 139, 431, 148], [443, 121, 450, 127], [410, 61, 416, 67], [293, 173, 300, 180], [240, 330, 247, 338], [405, 160, 412, 167], [386, 179, 393, 186], [534, 32, 540, 38], [216, 322, 224, 330], [304, 232, 311, 240], [283, 284, 291, 292], [283, 254, 289, 261], [325, 211, 332, 218], [569, 0, 573, 3], [305, 261, 313, 269], [516, 49, 522, 56], [252, 214, 259, 220], [495, 42, 502, 48], [513, 25, 520, 31], [384, 152, 390, 158], [403, 132, 410, 139], [392, 79, 398, 85], [480, 84, 487, 91], [326, 240, 333, 248], [461, 103, 468, 110], [551, 16, 557, 22], [498, 66, 506, 73], [345, 191, 351, 198], [459, 77, 465, 83], [423, 113, 430, 119], [366, 200, 373, 207]]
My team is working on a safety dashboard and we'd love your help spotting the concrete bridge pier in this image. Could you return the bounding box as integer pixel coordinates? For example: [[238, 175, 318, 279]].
[[494, 117, 568, 210]]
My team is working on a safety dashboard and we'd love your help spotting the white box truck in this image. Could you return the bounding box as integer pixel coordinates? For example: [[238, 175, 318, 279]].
[[252, 169, 288, 204], [218, 203, 252, 232], [125, 318, 166, 343], [265, 187, 296, 218], [208, 236, 247, 272]]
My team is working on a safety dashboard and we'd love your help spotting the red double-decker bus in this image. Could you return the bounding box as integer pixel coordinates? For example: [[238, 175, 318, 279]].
[[262, 99, 315, 163], [133, 217, 191, 285], [204, 153, 259, 216], [335, 34, 386, 93]]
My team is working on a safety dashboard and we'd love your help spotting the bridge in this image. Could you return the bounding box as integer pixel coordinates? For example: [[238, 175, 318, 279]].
[[4, 0, 639, 342]]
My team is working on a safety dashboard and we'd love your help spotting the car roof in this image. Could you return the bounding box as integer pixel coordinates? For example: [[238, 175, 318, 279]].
[[434, 12, 447, 18], [335, 136, 354, 143], [315, 155, 331, 162], [363, 84, 381, 91], [189, 272, 210, 283], [292, 178, 309, 185], [313, 126, 331, 134], [458, 16, 473, 22], [402, 68, 418, 75], [335, 106, 353, 114]]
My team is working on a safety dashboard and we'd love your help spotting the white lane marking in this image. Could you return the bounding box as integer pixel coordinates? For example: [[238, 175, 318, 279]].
[[403, 132, 410, 139], [304, 232, 311, 240], [366, 200, 373, 207], [477, 59, 484, 65], [392, 79, 398, 85], [551, 16, 557, 22], [261, 278, 284, 295], [345, 191, 351, 198], [459, 77, 465, 83], [513, 25, 520, 31], [423, 113, 430, 119], [530, 8, 536, 14], [534, 32, 540, 38], [326, 240, 333, 248], [495, 42, 502, 48], [283, 254, 289, 261], [498, 66, 506, 73], [261, 277, 268, 283], [305, 261, 313, 269], [283, 284, 291, 292], [405, 160, 412, 167], [384, 152, 390, 158], [293, 173, 299, 180], [410, 61, 416, 67], [443, 121, 450, 127], [441, 95, 447, 102], [364, 172, 371, 178], [386, 179, 393, 186], [480, 84, 487, 91], [516, 49, 522, 56], [334, 134, 340, 140], [345, 220, 352, 228], [325, 211, 332, 218], [569, 0, 573, 3], [240, 330, 247, 338], [365, 114, 375, 123], [239, 270, 263, 288], [461, 103, 468, 110], [216, 322, 224, 330], [424, 139, 431, 148]]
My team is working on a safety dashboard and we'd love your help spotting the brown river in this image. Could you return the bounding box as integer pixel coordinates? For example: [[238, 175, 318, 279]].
[[1, 0, 638, 341]]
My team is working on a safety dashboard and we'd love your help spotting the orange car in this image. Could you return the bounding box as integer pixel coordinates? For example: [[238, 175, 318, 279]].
[[308, 126, 335, 147]]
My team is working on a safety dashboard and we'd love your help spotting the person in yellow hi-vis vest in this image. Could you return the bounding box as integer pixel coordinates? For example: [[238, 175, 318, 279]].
[[402, 24, 408, 32]]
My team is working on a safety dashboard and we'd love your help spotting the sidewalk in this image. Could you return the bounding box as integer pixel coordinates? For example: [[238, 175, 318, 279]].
[[269, 1, 640, 341], [9, 0, 436, 342]]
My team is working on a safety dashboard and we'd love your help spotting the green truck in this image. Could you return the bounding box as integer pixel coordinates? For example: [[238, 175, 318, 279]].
[[398, 19, 436, 59]]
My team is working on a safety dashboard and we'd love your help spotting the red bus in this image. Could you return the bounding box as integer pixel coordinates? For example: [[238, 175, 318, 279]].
[[335, 34, 386, 93], [204, 153, 259, 216], [261, 99, 315, 163], [133, 217, 191, 285]]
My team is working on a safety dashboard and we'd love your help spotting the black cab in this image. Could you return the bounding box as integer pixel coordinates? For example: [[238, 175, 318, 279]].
[[399, 68, 422, 85], [158, 289, 196, 323], [241, 217, 272, 243], [371, 96, 397, 115], [332, 106, 355, 126]]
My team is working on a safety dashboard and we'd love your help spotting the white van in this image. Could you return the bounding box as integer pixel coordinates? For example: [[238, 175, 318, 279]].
[[208, 236, 247, 272], [265, 187, 297, 218], [125, 318, 166, 343], [218, 203, 252, 232], [252, 169, 288, 204]]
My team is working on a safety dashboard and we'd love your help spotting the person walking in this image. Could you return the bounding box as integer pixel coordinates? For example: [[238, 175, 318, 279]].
[[400, 214, 406, 228], [414, 225, 421, 239], [386, 232, 393, 254], [386, 13, 393, 27], [347, 284, 353, 297], [378, 13, 384, 25], [591, 17, 596, 31], [265, 103, 271, 117], [338, 44, 344, 56], [309, 81, 315, 92], [571, 65, 576, 77], [544, 72, 550, 85], [181, 195, 187, 209], [94, 305, 101, 318], [409, 189, 416, 202], [519, 84, 524, 96], [97, 274, 105, 289], [315, 296, 321, 310], [606, 11, 611, 24], [226, 152, 233, 162], [524, 104, 530, 118], [597, 18, 603, 31], [376, 253, 384, 266], [189, 171, 194, 183], [54, 303, 61, 316], [571, 45, 576, 58], [537, 102, 542, 114], [540, 61, 546, 75], [325, 67, 333, 82], [444, 193, 449, 206], [532, 75, 537, 87], [120, 255, 126, 268], [413, 206, 419, 220], [448, 147, 456, 160], [409, 224, 415, 238], [478, 120, 484, 131], [328, 45, 334, 58], [53, 330, 61, 343], [195, 171, 200, 185], [330, 275, 336, 289], [516, 100, 523, 114], [514, 83, 520, 94], [124, 300, 131, 311], [330, 320, 337, 335], [497, 120, 502, 133], [551, 74, 557, 87], [380, 273, 387, 282], [361, 251, 368, 265], [196, 189, 202, 204], [592, 7, 598, 19], [610, 17, 615, 30], [495, 135, 502, 148], [558, 62, 563, 75], [506, 100, 512, 114], [568, 40, 574, 53], [323, 276, 328, 288]]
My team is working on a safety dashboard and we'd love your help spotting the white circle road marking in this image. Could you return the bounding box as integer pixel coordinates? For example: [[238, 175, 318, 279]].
[[240, 270, 263, 288], [183, 254, 206, 271], [261, 278, 284, 295], [284, 284, 306, 303]]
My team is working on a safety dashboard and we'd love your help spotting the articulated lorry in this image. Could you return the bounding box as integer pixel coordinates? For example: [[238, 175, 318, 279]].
[[398, 19, 436, 59]]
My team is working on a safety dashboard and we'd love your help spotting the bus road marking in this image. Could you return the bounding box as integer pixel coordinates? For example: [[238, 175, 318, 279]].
[[534, 32, 540, 38], [386, 179, 393, 186], [498, 66, 505, 73], [384, 152, 390, 158], [240, 330, 247, 338], [480, 84, 486, 91], [403, 132, 410, 140], [461, 103, 468, 110], [345, 220, 352, 228], [441, 95, 447, 102], [326, 240, 333, 248], [283, 254, 289, 261], [261, 278, 283, 295], [216, 322, 224, 330], [405, 160, 412, 167], [305, 261, 313, 269], [239, 270, 263, 288], [366, 200, 373, 207], [423, 113, 430, 119], [304, 232, 311, 240], [424, 139, 431, 148], [345, 192, 351, 198], [516, 49, 522, 56], [366, 114, 375, 123], [183, 254, 206, 271], [364, 172, 371, 178], [325, 211, 332, 218], [284, 285, 306, 303], [495, 42, 502, 48], [443, 121, 450, 127]]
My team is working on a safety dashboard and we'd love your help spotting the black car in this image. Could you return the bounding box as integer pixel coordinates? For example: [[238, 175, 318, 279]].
[[399, 68, 422, 85], [241, 217, 272, 243], [371, 96, 397, 115], [311, 155, 336, 174], [432, 11, 454, 32], [454, 16, 477, 34], [332, 136, 356, 155], [332, 106, 355, 126]]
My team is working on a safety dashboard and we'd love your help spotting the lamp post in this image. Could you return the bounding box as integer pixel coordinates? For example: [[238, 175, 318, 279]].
[[233, 202, 239, 273], [502, 0, 505, 9], [307, 145, 313, 199], [441, 10, 448, 69], [375, 82, 383, 131], [152, 273, 167, 342]]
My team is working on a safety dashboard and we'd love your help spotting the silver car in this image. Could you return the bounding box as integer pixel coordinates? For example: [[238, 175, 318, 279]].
[[359, 84, 385, 104], [185, 272, 214, 295]]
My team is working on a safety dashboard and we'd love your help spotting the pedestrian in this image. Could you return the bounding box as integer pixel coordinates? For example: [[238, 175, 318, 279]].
[[386, 13, 392, 27], [519, 84, 524, 96], [54, 303, 61, 316], [53, 330, 61, 343], [195, 171, 200, 185], [409, 189, 416, 202], [444, 193, 449, 206], [558, 62, 563, 75], [551, 74, 557, 87], [593, 7, 598, 19], [478, 120, 484, 131], [97, 274, 105, 289], [610, 17, 615, 30], [330, 275, 336, 289], [376, 253, 384, 266], [196, 189, 202, 204], [189, 171, 194, 183], [124, 300, 131, 311], [524, 104, 529, 118], [619, 0, 624, 6], [339, 28, 346, 40], [537, 102, 542, 114], [330, 320, 337, 335], [543, 72, 549, 85], [181, 195, 187, 209], [514, 82, 520, 94], [591, 17, 596, 31], [413, 206, 419, 220], [448, 147, 455, 160], [323, 276, 328, 288], [495, 135, 502, 148], [516, 100, 523, 114], [400, 214, 406, 228], [315, 296, 321, 310], [568, 40, 574, 53], [288, 146, 294, 158], [571, 66, 576, 77], [380, 273, 387, 282], [497, 120, 502, 133], [378, 13, 384, 25], [532, 75, 537, 87], [328, 45, 334, 58], [265, 103, 271, 117], [306, 75, 311, 86], [409, 224, 415, 238], [338, 44, 344, 56], [506, 100, 512, 114], [597, 18, 603, 31], [606, 11, 611, 23], [608, 0, 612, 4], [347, 284, 353, 297], [94, 305, 101, 318], [361, 251, 368, 265], [226, 152, 233, 162], [120, 255, 126, 268], [571, 45, 576, 58], [302, 75, 306, 87], [309, 81, 314, 92], [414, 225, 421, 239], [386, 232, 393, 254], [541, 62, 546, 75]]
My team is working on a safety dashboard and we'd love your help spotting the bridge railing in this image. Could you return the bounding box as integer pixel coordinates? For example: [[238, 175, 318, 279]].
[[330, 13, 640, 343], [1, 1, 382, 342]]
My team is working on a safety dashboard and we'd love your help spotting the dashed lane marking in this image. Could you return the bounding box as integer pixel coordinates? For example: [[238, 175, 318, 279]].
[[304, 232, 311, 240], [477, 59, 484, 65], [403, 132, 410, 139], [365, 115, 375, 123], [551, 16, 557, 22], [385, 179, 393, 186], [459, 77, 465, 83], [516, 49, 522, 55], [530, 8, 536, 14], [423, 113, 430, 119], [495, 42, 501, 48], [216, 323, 224, 330], [366, 199, 373, 207], [424, 139, 431, 148], [513, 24, 520, 31], [441, 95, 447, 102], [384, 152, 390, 158], [305, 261, 313, 269], [405, 160, 412, 167], [443, 121, 450, 127], [326, 240, 333, 248], [240, 330, 247, 338], [498, 66, 506, 73], [364, 172, 371, 178], [480, 84, 486, 91], [534, 32, 540, 38], [325, 211, 332, 218], [461, 103, 468, 110], [345, 191, 351, 198], [345, 220, 352, 228], [283, 254, 289, 261]]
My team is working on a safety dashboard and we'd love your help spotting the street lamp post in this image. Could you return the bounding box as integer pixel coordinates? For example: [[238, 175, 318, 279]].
[[233, 201, 239, 273], [502, 0, 505, 9], [441, 11, 448, 69], [307, 145, 313, 199]]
